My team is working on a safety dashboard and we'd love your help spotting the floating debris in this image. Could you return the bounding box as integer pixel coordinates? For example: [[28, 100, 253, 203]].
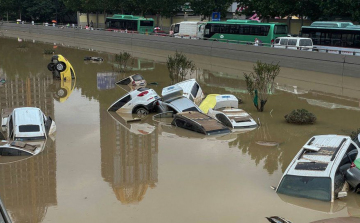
[[255, 141, 280, 147]]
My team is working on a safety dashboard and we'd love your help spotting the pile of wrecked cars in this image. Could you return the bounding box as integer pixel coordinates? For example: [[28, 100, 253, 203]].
[[0, 107, 56, 161], [108, 75, 257, 136], [274, 134, 360, 202]]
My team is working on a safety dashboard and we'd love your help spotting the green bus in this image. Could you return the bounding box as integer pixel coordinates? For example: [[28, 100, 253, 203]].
[[204, 20, 288, 44], [105, 14, 154, 34]]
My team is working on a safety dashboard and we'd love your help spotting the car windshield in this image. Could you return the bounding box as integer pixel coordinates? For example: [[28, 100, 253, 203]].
[[277, 175, 331, 201]]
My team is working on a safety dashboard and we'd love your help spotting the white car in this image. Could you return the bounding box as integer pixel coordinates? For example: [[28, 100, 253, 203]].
[[275, 135, 360, 202], [108, 87, 160, 117], [163, 79, 204, 105], [158, 85, 201, 114], [1, 107, 56, 141], [273, 37, 313, 50], [199, 94, 257, 129]]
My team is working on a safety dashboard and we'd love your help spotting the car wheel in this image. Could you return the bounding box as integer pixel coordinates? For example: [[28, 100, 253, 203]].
[[55, 62, 66, 72], [57, 88, 67, 98], [135, 107, 149, 118], [47, 63, 55, 71]]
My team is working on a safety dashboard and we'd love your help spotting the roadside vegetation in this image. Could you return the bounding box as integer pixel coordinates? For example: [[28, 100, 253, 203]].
[[114, 51, 133, 72], [1, 0, 360, 25], [244, 61, 280, 112], [284, 109, 316, 124], [166, 51, 195, 84]]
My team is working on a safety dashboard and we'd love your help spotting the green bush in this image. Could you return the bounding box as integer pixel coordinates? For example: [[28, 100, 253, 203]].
[[285, 109, 316, 124], [350, 128, 360, 140]]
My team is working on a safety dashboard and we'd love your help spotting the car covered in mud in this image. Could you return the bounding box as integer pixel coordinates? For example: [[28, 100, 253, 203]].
[[199, 94, 257, 129], [163, 79, 204, 105], [1, 107, 56, 141], [158, 85, 202, 114], [116, 74, 147, 91], [171, 111, 231, 135], [275, 135, 360, 202], [108, 87, 160, 117], [47, 54, 76, 81]]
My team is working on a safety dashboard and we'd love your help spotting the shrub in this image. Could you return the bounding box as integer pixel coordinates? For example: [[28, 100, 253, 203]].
[[115, 51, 132, 72], [350, 128, 360, 141], [167, 51, 195, 84], [285, 109, 316, 124], [244, 61, 280, 112]]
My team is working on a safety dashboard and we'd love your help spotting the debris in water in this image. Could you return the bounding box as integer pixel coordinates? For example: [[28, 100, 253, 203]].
[[266, 216, 292, 223], [255, 141, 279, 147], [148, 82, 159, 85]]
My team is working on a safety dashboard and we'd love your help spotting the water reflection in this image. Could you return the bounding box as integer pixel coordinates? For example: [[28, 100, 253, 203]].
[[0, 71, 57, 222], [100, 110, 158, 204]]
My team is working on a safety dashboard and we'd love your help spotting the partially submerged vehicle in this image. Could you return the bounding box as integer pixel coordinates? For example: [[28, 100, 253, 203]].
[[116, 74, 147, 91], [84, 56, 104, 61], [0, 141, 45, 156], [275, 135, 360, 202], [47, 54, 76, 81], [108, 88, 160, 117], [171, 111, 231, 135], [1, 107, 56, 141], [199, 94, 257, 129], [158, 85, 202, 114], [163, 79, 204, 105]]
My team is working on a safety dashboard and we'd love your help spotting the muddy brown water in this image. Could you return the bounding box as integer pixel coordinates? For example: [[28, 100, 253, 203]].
[[0, 37, 360, 223]]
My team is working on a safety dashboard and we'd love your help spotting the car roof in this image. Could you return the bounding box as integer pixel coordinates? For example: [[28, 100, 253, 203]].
[[13, 107, 43, 125], [276, 37, 312, 40], [168, 97, 200, 112], [286, 135, 353, 177]]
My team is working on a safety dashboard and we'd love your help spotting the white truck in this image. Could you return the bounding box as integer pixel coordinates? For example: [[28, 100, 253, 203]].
[[172, 21, 206, 39]]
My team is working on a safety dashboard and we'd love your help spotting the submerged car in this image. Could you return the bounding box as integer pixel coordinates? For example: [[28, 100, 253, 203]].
[[158, 85, 201, 114], [275, 135, 360, 202], [345, 136, 360, 191], [116, 74, 147, 91], [171, 111, 231, 135], [1, 107, 56, 141], [108, 87, 160, 117], [47, 54, 76, 81], [163, 79, 204, 105], [0, 141, 45, 156], [199, 94, 257, 129]]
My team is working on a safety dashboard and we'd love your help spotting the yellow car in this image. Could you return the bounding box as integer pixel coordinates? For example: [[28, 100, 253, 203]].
[[47, 54, 75, 81], [52, 78, 76, 103]]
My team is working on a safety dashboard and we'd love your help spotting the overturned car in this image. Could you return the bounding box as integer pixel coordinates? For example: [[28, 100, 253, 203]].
[[47, 54, 76, 81]]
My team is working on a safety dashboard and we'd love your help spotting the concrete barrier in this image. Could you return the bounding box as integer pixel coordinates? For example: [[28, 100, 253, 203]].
[[0, 22, 359, 77]]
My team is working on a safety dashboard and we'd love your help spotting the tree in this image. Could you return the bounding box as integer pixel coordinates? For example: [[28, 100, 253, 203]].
[[167, 51, 195, 84], [244, 61, 280, 112], [189, 0, 234, 20], [237, 0, 293, 21]]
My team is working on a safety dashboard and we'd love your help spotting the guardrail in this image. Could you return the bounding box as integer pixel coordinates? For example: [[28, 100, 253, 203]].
[[2, 20, 360, 56]]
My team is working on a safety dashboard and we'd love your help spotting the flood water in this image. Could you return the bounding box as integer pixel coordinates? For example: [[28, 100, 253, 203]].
[[1, 37, 360, 223]]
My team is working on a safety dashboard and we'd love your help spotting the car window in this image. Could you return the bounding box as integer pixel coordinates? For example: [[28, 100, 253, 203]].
[[275, 38, 280, 44], [0, 147, 32, 156], [215, 113, 232, 128], [120, 95, 131, 103], [19, 125, 40, 132], [277, 175, 331, 201], [191, 83, 200, 98], [132, 74, 144, 81], [299, 39, 312, 46], [183, 107, 198, 112], [280, 39, 288, 45], [288, 39, 297, 46]]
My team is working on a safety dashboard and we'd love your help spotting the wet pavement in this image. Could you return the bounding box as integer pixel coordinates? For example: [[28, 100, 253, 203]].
[[0, 37, 360, 223]]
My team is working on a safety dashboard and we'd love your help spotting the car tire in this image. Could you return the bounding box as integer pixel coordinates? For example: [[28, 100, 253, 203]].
[[47, 63, 55, 71], [134, 107, 149, 118], [55, 62, 66, 72]]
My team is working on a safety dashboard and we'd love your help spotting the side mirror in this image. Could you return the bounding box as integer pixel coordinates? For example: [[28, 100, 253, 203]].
[[338, 191, 347, 198], [270, 186, 277, 191]]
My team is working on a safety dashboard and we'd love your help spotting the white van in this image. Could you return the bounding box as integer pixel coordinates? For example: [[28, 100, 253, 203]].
[[273, 37, 313, 50], [173, 21, 206, 39]]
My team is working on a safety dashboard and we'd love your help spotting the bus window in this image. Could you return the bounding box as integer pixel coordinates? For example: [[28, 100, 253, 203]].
[[274, 25, 288, 34], [211, 24, 220, 33], [140, 21, 154, 27], [229, 25, 239, 34], [220, 25, 229, 34], [239, 25, 250, 34]]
